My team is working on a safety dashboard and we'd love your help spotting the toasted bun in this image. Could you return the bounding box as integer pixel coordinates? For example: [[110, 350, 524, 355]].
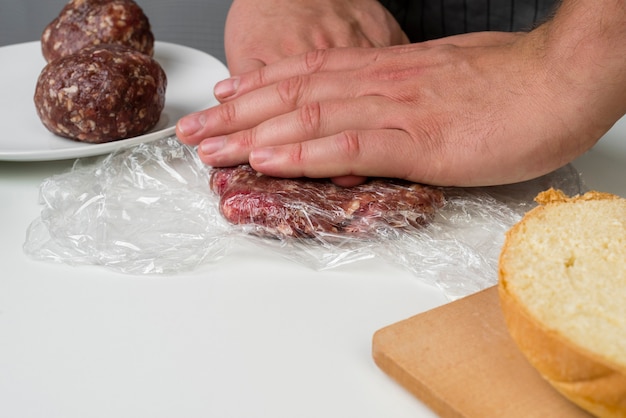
[[498, 188, 626, 417]]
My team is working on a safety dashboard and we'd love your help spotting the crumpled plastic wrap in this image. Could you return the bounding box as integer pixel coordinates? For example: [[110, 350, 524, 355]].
[[24, 136, 585, 299], [24, 137, 231, 275]]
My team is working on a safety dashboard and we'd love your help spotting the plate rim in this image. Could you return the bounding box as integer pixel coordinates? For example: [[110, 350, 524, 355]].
[[0, 40, 228, 162]]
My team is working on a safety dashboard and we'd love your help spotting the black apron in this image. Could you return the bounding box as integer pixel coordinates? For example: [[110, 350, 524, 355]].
[[378, 0, 560, 42]]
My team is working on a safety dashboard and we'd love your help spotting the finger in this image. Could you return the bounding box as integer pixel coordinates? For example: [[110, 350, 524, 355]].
[[196, 96, 400, 168], [179, 44, 435, 146], [178, 69, 363, 146], [248, 128, 429, 183], [213, 47, 391, 101]]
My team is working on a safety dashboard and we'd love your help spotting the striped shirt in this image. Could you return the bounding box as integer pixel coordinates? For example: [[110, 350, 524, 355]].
[[379, 0, 561, 42]]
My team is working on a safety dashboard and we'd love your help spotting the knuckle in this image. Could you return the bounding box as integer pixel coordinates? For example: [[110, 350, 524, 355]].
[[254, 65, 269, 87], [217, 102, 238, 126], [303, 49, 328, 73], [234, 127, 257, 151], [286, 142, 306, 166], [276, 75, 307, 107], [336, 130, 362, 159], [297, 102, 322, 136]]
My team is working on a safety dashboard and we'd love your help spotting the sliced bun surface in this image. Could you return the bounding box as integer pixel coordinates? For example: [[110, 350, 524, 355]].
[[498, 188, 626, 418]]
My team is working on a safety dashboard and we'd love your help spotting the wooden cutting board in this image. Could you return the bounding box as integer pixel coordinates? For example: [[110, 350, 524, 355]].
[[372, 286, 592, 418]]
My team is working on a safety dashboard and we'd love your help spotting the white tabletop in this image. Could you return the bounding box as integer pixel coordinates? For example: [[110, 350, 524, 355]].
[[1, 109, 624, 417], [1, 157, 449, 417]]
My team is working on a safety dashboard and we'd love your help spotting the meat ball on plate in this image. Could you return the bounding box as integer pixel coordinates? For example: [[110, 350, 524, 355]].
[[34, 43, 167, 143], [41, 0, 154, 63]]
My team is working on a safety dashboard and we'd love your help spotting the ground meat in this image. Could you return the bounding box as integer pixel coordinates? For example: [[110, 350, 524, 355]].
[[41, 0, 154, 63], [210, 165, 446, 239], [34, 44, 167, 143]]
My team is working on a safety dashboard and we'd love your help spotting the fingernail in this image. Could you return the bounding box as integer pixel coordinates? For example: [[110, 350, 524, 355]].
[[177, 113, 205, 136], [200, 136, 226, 155], [250, 147, 274, 165], [214, 77, 240, 99]]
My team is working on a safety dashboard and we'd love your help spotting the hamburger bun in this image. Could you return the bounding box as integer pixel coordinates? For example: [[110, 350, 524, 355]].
[[498, 188, 626, 417]]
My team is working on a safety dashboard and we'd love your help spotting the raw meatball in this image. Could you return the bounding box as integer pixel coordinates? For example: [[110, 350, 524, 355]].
[[34, 44, 167, 143], [210, 165, 446, 239], [41, 0, 154, 63]]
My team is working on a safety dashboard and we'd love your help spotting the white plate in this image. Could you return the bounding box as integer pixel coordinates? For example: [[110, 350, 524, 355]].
[[0, 41, 229, 161]]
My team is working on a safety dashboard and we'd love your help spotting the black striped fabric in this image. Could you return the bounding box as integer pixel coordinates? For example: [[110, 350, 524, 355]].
[[379, 0, 560, 42]]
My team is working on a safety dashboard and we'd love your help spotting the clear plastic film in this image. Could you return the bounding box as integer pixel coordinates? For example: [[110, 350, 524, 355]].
[[24, 137, 231, 275], [24, 136, 585, 298]]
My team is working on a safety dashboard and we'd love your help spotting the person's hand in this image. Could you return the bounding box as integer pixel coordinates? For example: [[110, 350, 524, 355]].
[[178, 8, 626, 187], [223, 0, 408, 74]]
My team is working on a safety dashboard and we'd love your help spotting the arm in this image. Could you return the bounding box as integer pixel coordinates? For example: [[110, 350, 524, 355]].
[[177, 0, 626, 186], [532, 0, 626, 133]]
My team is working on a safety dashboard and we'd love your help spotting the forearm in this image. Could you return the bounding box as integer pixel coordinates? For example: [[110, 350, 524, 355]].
[[539, 0, 626, 121]]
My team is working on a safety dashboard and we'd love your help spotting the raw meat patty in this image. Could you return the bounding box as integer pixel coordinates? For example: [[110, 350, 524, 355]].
[[210, 165, 446, 239], [34, 43, 167, 143], [41, 0, 154, 63]]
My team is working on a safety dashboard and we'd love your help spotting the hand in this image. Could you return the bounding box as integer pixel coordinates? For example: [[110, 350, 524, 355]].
[[223, 0, 408, 74], [178, 6, 626, 187]]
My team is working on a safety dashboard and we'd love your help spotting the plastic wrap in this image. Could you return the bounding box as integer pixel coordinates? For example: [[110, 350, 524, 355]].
[[24, 136, 585, 299], [209, 164, 445, 239], [24, 136, 230, 274]]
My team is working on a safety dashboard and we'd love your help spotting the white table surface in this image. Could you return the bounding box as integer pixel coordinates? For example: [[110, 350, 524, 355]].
[[1, 105, 624, 418]]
